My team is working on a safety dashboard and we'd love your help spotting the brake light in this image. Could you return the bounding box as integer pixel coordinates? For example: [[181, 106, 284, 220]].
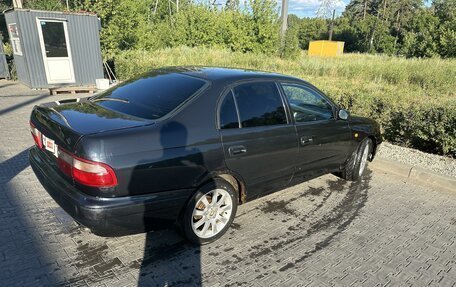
[[57, 147, 118, 187], [30, 122, 42, 148]]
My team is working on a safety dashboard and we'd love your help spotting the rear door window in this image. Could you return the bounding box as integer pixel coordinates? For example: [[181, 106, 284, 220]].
[[219, 91, 240, 129], [92, 72, 206, 120], [232, 82, 287, 128]]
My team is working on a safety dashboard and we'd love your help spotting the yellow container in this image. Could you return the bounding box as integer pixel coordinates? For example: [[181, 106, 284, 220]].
[[308, 40, 345, 57]]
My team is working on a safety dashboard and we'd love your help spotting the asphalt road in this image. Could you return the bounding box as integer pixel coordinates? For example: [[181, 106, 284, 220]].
[[1, 80, 455, 286]]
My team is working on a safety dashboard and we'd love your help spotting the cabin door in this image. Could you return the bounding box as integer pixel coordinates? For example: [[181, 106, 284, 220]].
[[0, 35, 9, 79], [37, 19, 75, 84]]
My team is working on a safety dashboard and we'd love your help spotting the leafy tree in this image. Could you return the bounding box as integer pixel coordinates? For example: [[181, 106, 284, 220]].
[[249, 0, 280, 54], [79, 0, 153, 59], [288, 16, 328, 49], [0, 0, 12, 41], [438, 20, 456, 57], [296, 0, 452, 57], [387, 0, 423, 47], [221, 10, 257, 53], [401, 8, 439, 57], [171, 5, 221, 47], [280, 25, 300, 58], [332, 17, 359, 51], [0, 0, 12, 11], [225, 0, 240, 10], [344, 0, 380, 20], [433, 0, 456, 22], [22, 0, 66, 10], [433, 0, 456, 58]]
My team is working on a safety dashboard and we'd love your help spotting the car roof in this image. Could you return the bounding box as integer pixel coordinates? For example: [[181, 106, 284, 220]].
[[157, 66, 304, 83]]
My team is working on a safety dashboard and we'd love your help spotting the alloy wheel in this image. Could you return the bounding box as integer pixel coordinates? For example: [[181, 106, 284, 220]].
[[191, 188, 233, 239]]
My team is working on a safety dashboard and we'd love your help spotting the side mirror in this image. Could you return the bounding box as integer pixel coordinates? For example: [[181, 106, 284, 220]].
[[338, 109, 350, 120]]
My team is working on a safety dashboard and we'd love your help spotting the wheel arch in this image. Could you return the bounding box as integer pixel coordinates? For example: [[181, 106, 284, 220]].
[[196, 171, 247, 205], [217, 173, 247, 204], [367, 135, 378, 161]]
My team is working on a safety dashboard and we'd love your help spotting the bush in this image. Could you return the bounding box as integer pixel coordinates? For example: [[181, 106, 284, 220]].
[[164, 4, 279, 55], [280, 28, 300, 59], [75, 0, 280, 59], [115, 47, 456, 157], [331, 92, 456, 157]]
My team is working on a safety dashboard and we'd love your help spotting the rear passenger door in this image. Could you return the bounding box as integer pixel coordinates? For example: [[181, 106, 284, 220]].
[[218, 81, 299, 199]]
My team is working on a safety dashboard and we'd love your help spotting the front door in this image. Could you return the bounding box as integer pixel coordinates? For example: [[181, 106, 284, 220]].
[[219, 81, 299, 200], [279, 82, 352, 179], [36, 19, 75, 84]]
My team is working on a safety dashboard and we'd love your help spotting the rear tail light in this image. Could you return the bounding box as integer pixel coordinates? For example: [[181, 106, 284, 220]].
[[57, 147, 118, 188], [57, 149, 73, 177], [30, 122, 42, 148]]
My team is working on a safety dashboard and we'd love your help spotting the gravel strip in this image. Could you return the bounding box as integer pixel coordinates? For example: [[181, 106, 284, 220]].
[[376, 142, 456, 178]]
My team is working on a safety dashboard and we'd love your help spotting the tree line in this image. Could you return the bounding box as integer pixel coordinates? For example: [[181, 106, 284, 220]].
[[0, 0, 455, 59], [290, 0, 455, 58]]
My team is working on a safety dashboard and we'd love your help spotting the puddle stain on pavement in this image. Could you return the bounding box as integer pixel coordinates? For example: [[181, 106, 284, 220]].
[[55, 241, 124, 286], [217, 171, 372, 283], [279, 170, 372, 271], [56, 231, 201, 286], [260, 199, 298, 216]]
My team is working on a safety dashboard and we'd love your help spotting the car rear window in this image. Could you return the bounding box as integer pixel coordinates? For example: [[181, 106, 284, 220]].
[[92, 72, 206, 120]]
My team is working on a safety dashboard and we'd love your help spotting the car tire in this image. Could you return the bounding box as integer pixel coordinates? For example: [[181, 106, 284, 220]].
[[181, 178, 238, 244], [341, 138, 373, 181]]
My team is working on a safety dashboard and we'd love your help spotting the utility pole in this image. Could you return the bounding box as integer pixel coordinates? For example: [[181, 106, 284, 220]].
[[329, 9, 335, 41], [152, 0, 180, 15], [382, 0, 387, 22], [13, 0, 23, 8], [317, 0, 337, 19], [280, 0, 289, 41]]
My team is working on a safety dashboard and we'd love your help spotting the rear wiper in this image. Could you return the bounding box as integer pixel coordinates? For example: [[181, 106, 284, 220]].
[[91, 98, 130, 103]]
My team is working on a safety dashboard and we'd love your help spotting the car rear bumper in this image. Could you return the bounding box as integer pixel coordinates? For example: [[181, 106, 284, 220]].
[[29, 147, 193, 236]]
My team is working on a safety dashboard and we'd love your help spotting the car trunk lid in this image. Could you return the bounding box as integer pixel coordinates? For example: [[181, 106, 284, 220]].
[[30, 98, 151, 174]]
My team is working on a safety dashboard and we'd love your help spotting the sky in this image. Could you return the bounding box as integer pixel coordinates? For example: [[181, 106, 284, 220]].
[[278, 0, 431, 18], [210, 0, 350, 18], [212, 0, 431, 19], [282, 0, 349, 18]]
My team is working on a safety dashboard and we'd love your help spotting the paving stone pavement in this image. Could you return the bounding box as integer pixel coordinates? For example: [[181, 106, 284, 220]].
[[0, 80, 455, 287]]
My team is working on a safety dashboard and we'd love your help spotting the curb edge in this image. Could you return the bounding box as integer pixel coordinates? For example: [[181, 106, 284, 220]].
[[370, 158, 456, 192]]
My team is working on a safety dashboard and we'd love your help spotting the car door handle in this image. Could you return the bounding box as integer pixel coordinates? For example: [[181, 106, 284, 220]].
[[300, 136, 313, 145], [228, 145, 247, 156]]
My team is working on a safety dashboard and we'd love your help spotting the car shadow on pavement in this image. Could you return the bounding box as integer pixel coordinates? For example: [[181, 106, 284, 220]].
[[0, 148, 61, 286], [0, 149, 30, 183], [137, 233, 201, 286], [136, 121, 203, 286]]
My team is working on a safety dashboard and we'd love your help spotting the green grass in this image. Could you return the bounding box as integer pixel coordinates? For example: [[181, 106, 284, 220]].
[[115, 47, 456, 156]]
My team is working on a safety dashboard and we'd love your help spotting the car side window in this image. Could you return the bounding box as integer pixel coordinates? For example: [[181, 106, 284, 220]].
[[232, 82, 287, 128], [281, 83, 333, 123], [219, 91, 240, 129]]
